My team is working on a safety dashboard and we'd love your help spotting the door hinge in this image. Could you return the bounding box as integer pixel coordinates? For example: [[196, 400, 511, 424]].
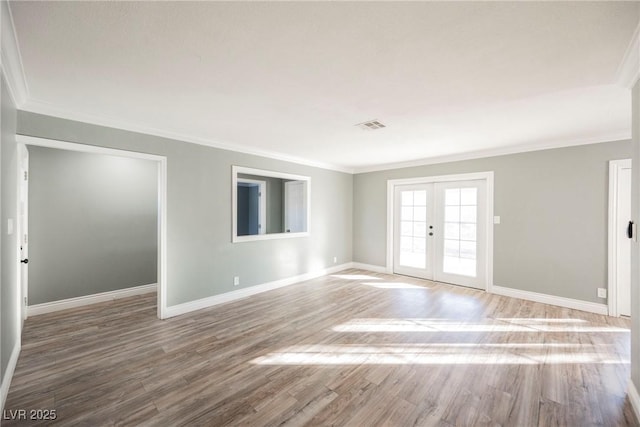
[[24, 171, 28, 181], [24, 297, 27, 306]]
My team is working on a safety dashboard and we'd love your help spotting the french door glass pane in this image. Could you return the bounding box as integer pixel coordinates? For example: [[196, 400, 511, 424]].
[[414, 222, 427, 237], [460, 241, 476, 259], [444, 239, 459, 257], [460, 206, 476, 222], [402, 191, 414, 206], [445, 206, 459, 222], [460, 188, 477, 205], [401, 207, 414, 221], [414, 191, 427, 206], [401, 221, 413, 236], [400, 236, 413, 251], [460, 223, 476, 240], [442, 187, 477, 277], [398, 190, 428, 269], [444, 223, 459, 239], [445, 189, 460, 205]]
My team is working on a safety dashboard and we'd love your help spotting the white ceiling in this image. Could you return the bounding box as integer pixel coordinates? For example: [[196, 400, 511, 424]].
[[8, 1, 640, 172]]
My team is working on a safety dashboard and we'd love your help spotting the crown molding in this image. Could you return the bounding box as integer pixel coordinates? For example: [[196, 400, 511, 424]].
[[21, 96, 631, 176], [1, 0, 28, 106], [616, 19, 640, 88], [353, 131, 631, 174], [20, 98, 354, 174]]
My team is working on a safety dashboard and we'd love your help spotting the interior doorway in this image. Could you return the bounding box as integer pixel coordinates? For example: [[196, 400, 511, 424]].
[[608, 158, 632, 317], [15, 135, 168, 320], [237, 178, 266, 236], [387, 172, 493, 291], [284, 180, 307, 233]]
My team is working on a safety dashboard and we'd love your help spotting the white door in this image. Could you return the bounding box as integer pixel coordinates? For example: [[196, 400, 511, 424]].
[[434, 180, 486, 289], [616, 164, 631, 317], [284, 180, 306, 233], [393, 184, 434, 279], [393, 179, 487, 289], [17, 144, 29, 320]]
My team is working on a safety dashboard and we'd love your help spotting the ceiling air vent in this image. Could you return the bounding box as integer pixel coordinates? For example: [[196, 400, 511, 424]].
[[356, 119, 386, 130]]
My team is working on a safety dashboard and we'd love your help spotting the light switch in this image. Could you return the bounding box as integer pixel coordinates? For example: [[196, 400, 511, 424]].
[[493, 216, 501, 224], [7, 219, 13, 235]]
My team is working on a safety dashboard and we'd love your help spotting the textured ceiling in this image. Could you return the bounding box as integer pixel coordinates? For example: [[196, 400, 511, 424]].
[[9, 1, 640, 171]]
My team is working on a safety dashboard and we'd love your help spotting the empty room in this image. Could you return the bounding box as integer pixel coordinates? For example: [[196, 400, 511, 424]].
[[1, 1, 640, 426]]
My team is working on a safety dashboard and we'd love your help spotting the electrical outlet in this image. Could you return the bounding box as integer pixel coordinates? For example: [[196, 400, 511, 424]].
[[333, 256, 337, 264], [597, 288, 607, 298], [233, 276, 240, 286]]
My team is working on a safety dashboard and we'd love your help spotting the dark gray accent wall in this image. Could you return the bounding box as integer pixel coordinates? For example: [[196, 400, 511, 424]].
[[1, 73, 19, 384], [27, 146, 158, 305], [237, 185, 255, 235], [17, 111, 353, 307], [632, 79, 640, 397], [353, 140, 631, 304]]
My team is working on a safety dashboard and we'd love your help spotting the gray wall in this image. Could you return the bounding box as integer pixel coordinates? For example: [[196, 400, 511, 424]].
[[27, 147, 158, 305], [17, 111, 353, 307], [353, 140, 631, 304], [632, 79, 640, 398], [1, 73, 19, 386]]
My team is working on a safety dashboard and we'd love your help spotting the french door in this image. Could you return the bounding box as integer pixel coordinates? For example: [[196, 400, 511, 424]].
[[393, 179, 486, 289]]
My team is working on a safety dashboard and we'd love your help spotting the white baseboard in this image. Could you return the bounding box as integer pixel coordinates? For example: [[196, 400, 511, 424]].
[[28, 283, 157, 317], [165, 263, 353, 318], [351, 262, 388, 274], [491, 285, 608, 315], [0, 340, 21, 413], [630, 380, 640, 424]]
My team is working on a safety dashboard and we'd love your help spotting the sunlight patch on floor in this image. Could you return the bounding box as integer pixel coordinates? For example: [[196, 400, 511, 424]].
[[494, 318, 588, 323], [331, 318, 629, 333], [330, 274, 381, 281], [251, 343, 629, 366], [361, 282, 428, 289]]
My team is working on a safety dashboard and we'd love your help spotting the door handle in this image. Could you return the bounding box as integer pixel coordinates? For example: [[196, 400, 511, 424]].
[[20, 258, 28, 264], [628, 221, 636, 241]]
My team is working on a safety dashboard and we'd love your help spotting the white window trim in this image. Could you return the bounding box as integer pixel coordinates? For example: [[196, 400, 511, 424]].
[[386, 171, 494, 292], [232, 166, 310, 243]]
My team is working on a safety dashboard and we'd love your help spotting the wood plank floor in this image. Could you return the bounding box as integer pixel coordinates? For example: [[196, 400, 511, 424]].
[[4, 269, 638, 426]]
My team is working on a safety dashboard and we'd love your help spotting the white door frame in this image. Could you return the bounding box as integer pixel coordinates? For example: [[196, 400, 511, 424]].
[[15, 135, 169, 320], [386, 171, 494, 291], [236, 178, 267, 235], [608, 158, 632, 317], [16, 143, 29, 322]]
